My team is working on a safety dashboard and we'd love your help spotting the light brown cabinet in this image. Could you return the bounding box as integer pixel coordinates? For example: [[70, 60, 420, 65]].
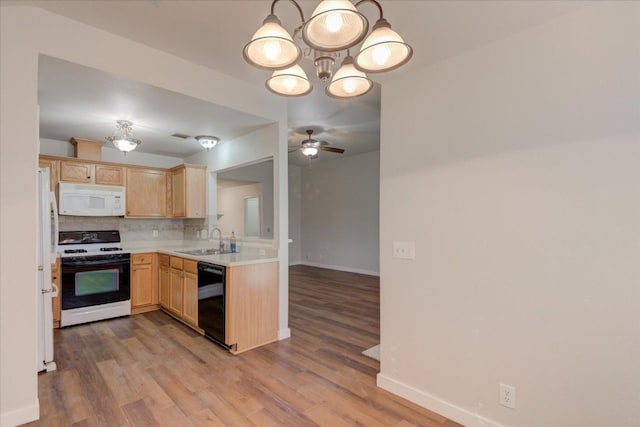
[[60, 160, 94, 183], [158, 255, 170, 309], [95, 164, 125, 185], [169, 257, 184, 316], [60, 160, 125, 185], [160, 256, 199, 328], [170, 164, 206, 218], [226, 262, 279, 354], [39, 157, 60, 197], [131, 253, 157, 314], [182, 262, 198, 327], [126, 168, 167, 217], [51, 258, 61, 329]]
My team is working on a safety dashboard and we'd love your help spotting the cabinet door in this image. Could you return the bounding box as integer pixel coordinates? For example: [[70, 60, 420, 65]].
[[169, 267, 183, 316], [131, 263, 154, 308], [39, 158, 60, 198], [171, 168, 186, 217], [60, 160, 94, 183], [95, 164, 125, 186], [182, 271, 198, 327], [126, 168, 167, 217], [185, 167, 206, 218], [158, 265, 170, 309], [51, 258, 61, 328]]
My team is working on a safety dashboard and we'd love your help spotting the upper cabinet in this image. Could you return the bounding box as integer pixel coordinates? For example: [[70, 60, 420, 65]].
[[60, 160, 94, 183], [60, 160, 124, 185], [170, 164, 206, 219], [39, 155, 206, 219], [38, 157, 59, 198], [95, 164, 125, 185], [126, 168, 167, 218]]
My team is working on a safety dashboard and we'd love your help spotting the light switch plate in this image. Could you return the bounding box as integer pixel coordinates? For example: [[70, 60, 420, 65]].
[[393, 241, 415, 259]]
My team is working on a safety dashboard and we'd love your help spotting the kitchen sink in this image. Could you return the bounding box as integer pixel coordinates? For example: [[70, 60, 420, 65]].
[[177, 248, 230, 256]]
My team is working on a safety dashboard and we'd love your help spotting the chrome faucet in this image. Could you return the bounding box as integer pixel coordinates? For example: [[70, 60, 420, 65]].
[[211, 227, 224, 252]]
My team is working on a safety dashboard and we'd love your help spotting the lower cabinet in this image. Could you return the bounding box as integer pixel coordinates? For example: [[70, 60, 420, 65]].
[[163, 255, 198, 328], [131, 253, 158, 314], [158, 254, 170, 309], [182, 262, 198, 327], [52, 258, 61, 328], [154, 254, 279, 353], [226, 262, 279, 354]]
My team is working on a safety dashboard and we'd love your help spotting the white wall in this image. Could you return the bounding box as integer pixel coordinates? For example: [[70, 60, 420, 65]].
[[217, 159, 275, 239], [300, 151, 380, 276], [40, 138, 184, 168], [378, 3, 640, 427], [0, 6, 287, 425], [288, 165, 302, 264], [217, 182, 263, 237]]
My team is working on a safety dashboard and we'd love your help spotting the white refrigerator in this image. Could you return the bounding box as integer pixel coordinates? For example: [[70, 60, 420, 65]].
[[37, 168, 58, 372]]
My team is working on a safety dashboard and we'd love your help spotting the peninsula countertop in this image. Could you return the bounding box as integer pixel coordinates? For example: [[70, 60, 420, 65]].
[[123, 241, 279, 267]]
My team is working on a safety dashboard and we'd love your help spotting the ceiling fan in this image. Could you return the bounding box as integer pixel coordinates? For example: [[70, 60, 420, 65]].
[[289, 129, 345, 159]]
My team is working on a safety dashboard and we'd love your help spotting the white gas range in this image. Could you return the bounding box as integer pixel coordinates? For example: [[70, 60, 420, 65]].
[[58, 230, 131, 327]]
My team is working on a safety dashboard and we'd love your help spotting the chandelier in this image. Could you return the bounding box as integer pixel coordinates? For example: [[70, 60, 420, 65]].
[[195, 135, 220, 151], [105, 120, 141, 154], [244, 0, 412, 99]]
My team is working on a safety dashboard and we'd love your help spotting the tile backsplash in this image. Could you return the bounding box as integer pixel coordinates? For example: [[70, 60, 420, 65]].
[[58, 216, 207, 242]]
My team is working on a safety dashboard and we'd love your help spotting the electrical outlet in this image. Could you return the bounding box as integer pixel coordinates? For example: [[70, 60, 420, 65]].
[[499, 383, 516, 409], [393, 241, 415, 259], [152, 229, 159, 238]]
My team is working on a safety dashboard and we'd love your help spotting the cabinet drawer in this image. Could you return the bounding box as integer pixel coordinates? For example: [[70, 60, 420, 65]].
[[184, 259, 198, 274], [132, 253, 153, 265], [170, 256, 183, 269], [158, 254, 170, 267]]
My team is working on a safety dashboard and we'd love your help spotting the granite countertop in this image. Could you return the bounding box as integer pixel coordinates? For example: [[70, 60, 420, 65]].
[[124, 241, 279, 267]]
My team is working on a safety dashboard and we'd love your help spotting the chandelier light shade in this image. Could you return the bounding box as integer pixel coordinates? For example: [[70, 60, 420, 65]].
[[105, 120, 141, 154], [244, 0, 412, 99], [266, 64, 313, 96], [354, 18, 413, 72], [243, 14, 301, 70], [195, 135, 220, 151], [326, 55, 373, 98], [302, 0, 368, 52]]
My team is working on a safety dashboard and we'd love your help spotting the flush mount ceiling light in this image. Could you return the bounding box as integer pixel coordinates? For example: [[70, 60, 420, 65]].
[[195, 135, 220, 151], [105, 120, 141, 154], [244, 0, 412, 99]]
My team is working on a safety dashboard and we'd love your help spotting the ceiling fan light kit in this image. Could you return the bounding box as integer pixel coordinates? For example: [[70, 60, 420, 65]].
[[244, 0, 412, 98], [105, 120, 141, 154], [294, 129, 346, 158]]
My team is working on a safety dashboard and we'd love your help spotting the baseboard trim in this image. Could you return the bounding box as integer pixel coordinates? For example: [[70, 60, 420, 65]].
[[278, 327, 291, 340], [1, 399, 40, 427], [297, 261, 380, 277], [377, 373, 502, 427], [288, 260, 303, 266]]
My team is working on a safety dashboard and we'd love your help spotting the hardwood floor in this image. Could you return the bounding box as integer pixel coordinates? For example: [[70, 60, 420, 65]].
[[27, 265, 460, 427]]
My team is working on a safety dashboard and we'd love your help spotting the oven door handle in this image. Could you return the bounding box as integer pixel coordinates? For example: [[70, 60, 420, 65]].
[[63, 258, 129, 267]]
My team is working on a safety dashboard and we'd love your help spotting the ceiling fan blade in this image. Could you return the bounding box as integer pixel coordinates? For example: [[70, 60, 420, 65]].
[[288, 148, 299, 153], [320, 146, 345, 154]]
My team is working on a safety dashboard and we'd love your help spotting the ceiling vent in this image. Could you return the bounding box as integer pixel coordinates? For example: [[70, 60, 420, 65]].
[[170, 133, 191, 139]]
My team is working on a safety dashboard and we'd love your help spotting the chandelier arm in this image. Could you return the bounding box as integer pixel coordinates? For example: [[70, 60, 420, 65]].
[[354, 0, 384, 19], [270, 0, 306, 24]]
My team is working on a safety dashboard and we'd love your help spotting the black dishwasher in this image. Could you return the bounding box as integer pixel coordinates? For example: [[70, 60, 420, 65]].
[[197, 262, 229, 349]]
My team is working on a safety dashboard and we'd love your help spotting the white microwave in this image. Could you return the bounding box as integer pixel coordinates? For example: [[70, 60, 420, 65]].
[[58, 182, 126, 216]]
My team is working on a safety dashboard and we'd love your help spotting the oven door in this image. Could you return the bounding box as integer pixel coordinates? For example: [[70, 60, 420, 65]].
[[61, 254, 131, 310]]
